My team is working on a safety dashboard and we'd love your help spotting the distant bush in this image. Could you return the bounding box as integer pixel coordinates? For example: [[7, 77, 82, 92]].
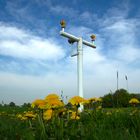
[[9, 102, 16, 107], [102, 88, 140, 108]]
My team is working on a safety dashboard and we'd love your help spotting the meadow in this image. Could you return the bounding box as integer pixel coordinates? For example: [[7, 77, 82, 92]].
[[0, 94, 140, 140]]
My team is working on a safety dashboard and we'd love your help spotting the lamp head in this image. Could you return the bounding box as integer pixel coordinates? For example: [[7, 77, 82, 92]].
[[90, 34, 96, 41], [68, 39, 75, 44], [60, 20, 66, 28]]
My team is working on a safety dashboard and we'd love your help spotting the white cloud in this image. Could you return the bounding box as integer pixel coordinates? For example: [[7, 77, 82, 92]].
[[67, 26, 93, 39], [0, 23, 65, 61], [116, 46, 140, 62], [0, 72, 77, 104], [101, 18, 140, 63], [50, 5, 78, 18], [0, 1, 140, 104]]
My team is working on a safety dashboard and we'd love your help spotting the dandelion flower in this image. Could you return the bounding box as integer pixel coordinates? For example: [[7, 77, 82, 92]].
[[31, 99, 46, 109], [45, 93, 64, 109], [70, 111, 80, 120], [43, 109, 53, 120], [24, 111, 36, 119], [88, 97, 97, 102], [16, 114, 22, 119], [129, 98, 140, 104], [45, 94, 60, 101], [83, 99, 90, 104], [96, 97, 102, 102], [45, 99, 64, 109], [20, 116, 28, 121], [69, 96, 85, 106]]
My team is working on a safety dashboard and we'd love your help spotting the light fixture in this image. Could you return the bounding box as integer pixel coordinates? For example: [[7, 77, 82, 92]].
[[60, 20, 96, 110]]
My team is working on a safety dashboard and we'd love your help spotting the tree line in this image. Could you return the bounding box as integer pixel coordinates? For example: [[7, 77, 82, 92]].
[[0, 88, 140, 108], [102, 88, 140, 108]]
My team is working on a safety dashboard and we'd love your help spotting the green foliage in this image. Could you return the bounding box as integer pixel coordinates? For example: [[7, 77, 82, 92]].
[[22, 103, 31, 108], [0, 91, 140, 139], [0, 112, 35, 140], [0, 106, 140, 140], [130, 94, 140, 101], [9, 102, 16, 107], [113, 89, 130, 107], [102, 89, 140, 108], [102, 93, 114, 108]]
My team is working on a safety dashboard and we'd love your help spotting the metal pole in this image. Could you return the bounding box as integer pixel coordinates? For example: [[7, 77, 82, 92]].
[[77, 38, 83, 110], [60, 31, 96, 49], [125, 75, 128, 92], [126, 79, 128, 91], [59, 21, 96, 111], [117, 71, 118, 90]]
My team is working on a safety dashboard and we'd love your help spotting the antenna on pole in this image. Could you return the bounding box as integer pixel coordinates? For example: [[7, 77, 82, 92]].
[[125, 75, 128, 92], [59, 20, 96, 111], [117, 70, 119, 90]]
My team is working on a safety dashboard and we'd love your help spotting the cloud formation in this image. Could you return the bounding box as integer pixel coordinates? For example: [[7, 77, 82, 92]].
[[0, 0, 140, 104], [0, 23, 65, 61]]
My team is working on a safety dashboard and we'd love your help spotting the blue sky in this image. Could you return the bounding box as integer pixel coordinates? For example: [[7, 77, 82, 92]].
[[0, 0, 140, 104]]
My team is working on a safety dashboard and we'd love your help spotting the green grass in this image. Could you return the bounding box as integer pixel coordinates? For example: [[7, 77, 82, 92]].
[[0, 106, 140, 140]]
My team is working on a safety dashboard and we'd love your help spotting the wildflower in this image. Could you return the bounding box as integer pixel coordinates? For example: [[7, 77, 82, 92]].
[[70, 111, 80, 120], [31, 99, 46, 109], [24, 111, 36, 119], [106, 111, 112, 115], [129, 98, 140, 104], [67, 110, 73, 113], [45, 93, 64, 109], [88, 97, 97, 103], [43, 109, 53, 120], [57, 108, 66, 117], [68, 96, 85, 106], [45, 93, 60, 101], [16, 114, 22, 119], [83, 99, 90, 104], [96, 97, 102, 102], [16, 113, 27, 120], [20, 116, 28, 121], [45, 99, 64, 109], [96, 105, 102, 110]]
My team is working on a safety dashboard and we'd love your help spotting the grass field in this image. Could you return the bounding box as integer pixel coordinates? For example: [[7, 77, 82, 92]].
[[0, 95, 140, 140]]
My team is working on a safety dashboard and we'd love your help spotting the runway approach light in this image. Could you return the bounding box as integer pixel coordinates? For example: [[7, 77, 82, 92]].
[[59, 20, 96, 110], [90, 34, 96, 42], [60, 20, 66, 31]]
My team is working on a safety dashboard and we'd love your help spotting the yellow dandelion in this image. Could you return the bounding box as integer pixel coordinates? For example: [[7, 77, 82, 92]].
[[96, 97, 102, 102], [57, 108, 67, 116], [70, 111, 80, 120], [24, 111, 36, 119], [45, 93, 60, 101], [45, 99, 64, 109], [44, 93, 64, 109], [43, 109, 53, 120], [16, 114, 22, 119], [83, 99, 90, 104], [129, 98, 140, 104], [68, 96, 85, 106], [31, 99, 46, 109], [20, 116, 28, 121], [88, 97, 97, 102]]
